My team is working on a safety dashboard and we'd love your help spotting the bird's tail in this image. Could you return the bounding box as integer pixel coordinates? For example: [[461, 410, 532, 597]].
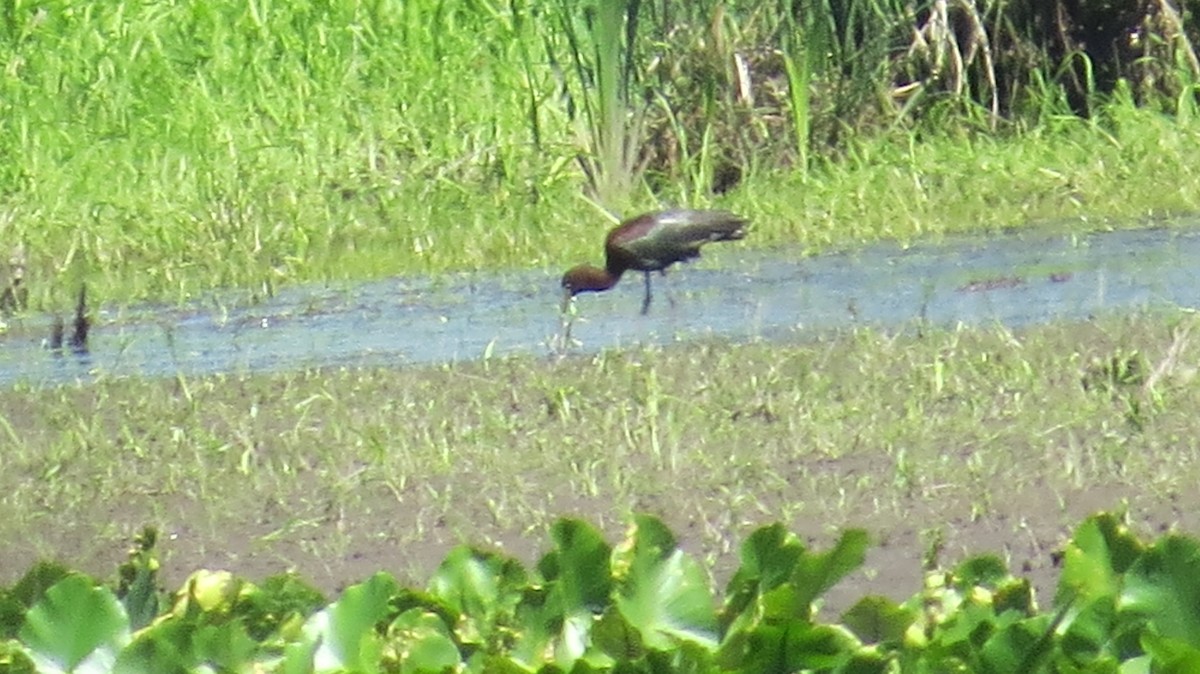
[[680, 209, 748, 242]]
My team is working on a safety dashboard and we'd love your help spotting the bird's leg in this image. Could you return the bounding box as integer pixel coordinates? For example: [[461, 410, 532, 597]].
[[641, 271, 652, 315], [557, 312, 576, 353], [661, 270, 676, 310], [557, 291, 580, 352]]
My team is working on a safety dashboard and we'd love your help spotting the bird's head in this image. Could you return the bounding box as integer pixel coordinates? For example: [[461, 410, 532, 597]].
[[560, 265, 618, 312], [561, 265, 617, 293], [560, 265, 587, 312]]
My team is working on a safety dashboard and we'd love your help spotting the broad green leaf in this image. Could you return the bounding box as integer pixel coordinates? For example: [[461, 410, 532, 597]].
[[0, 561, 72, 639], [116, 526, 161, 632], [953, 598, 1017, 642], [514, 592, 608, 669], [591, 605, 644, 661], [385, 608, 462, 673], [953, 555, 1009, 590], [1119, 655, 1153, 673], [119, 562, 158, 633], [791, 529, 870, 615], [0, 591, 23, 643], [388, 587, 458, 631], [1057, 513, 1144, 607], [612, 515, 717, 650], [717, 619, 786, 671], [1119, 535, 1200, 648], [992, 577, 1036, 616], [548, 517, 614, 663], [719, 523, 804, 633], [116, 611, 260, 673], [429, 546, 527, 646], [115, 568, 281, 672], [756, 582, 803, 624], [110, 629, 190, 674], [976, 614, 1054, 674], [1140, 632, 1200, 673], [171, 570, 243, 617], [243, 572, 326, 642], [512, 519, 612, 669], [19, 574, 129, 673], [190, 621, 261, 669], [474, 652, 539, 674], [722, 530, 869, 671], [841, 595, 916, 645], [611, 515, 678, 582], [509, 586, 558, 668], [783, 622, 863, 672], [280, 638, 320, 674], [661, 639, 717, 673], [283, 571, 400, 673], [1058, 596, 1119, 664], [834, 648, 890, 674], [539, 518, 612, 614]]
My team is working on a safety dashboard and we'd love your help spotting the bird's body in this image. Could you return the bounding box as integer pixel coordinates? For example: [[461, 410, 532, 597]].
[[561, 209, 748, 314]]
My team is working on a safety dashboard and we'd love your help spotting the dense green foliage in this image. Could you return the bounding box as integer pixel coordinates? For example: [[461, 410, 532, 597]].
[[2, 512, 1199, 672], [3, 1, 1200, 307], [1, 1, 573, 303]]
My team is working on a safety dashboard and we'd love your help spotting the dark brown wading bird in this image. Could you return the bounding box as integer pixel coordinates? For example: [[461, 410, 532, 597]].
[[560, 209, 748, 315]]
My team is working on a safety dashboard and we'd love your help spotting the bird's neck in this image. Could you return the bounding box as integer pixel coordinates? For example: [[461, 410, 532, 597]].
[[574, 265, 622, 292]]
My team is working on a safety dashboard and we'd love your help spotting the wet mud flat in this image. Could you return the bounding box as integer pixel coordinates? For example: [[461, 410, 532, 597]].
[[1, 225, 1198, 386]]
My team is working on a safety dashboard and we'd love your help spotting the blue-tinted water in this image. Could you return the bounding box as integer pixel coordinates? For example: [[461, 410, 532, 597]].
[[1, 226, 1196, 386]]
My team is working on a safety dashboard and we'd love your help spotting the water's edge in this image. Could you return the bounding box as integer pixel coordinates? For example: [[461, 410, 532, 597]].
[[2, 226, 1196, 386]]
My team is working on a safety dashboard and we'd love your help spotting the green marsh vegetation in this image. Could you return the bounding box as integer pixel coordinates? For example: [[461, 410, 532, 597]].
[[2, 1, 1200, 306], [5, 0, 1200, 620]]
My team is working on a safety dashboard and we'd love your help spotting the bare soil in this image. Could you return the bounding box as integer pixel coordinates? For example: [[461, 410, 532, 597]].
[[2, 452, 1192, 614]]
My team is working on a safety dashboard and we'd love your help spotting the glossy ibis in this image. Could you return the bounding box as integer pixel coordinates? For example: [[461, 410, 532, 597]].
[[561, 209, 748, 314]]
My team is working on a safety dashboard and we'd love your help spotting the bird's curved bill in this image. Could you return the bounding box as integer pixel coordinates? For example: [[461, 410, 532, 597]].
[[560, 288, 575, 314]]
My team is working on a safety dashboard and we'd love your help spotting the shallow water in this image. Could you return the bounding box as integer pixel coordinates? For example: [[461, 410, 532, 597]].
[[2, 226, 1197, 386]]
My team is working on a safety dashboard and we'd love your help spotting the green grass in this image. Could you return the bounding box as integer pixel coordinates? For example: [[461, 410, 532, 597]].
[[2, 312, 1198, 597], [727, 104, 1200, 249], [4, 2, 1200, 311]]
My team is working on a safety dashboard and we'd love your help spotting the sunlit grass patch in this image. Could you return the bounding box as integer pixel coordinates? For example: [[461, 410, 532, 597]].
[[3, 3, 1200, 309], [2, 311, 1198, 596]]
